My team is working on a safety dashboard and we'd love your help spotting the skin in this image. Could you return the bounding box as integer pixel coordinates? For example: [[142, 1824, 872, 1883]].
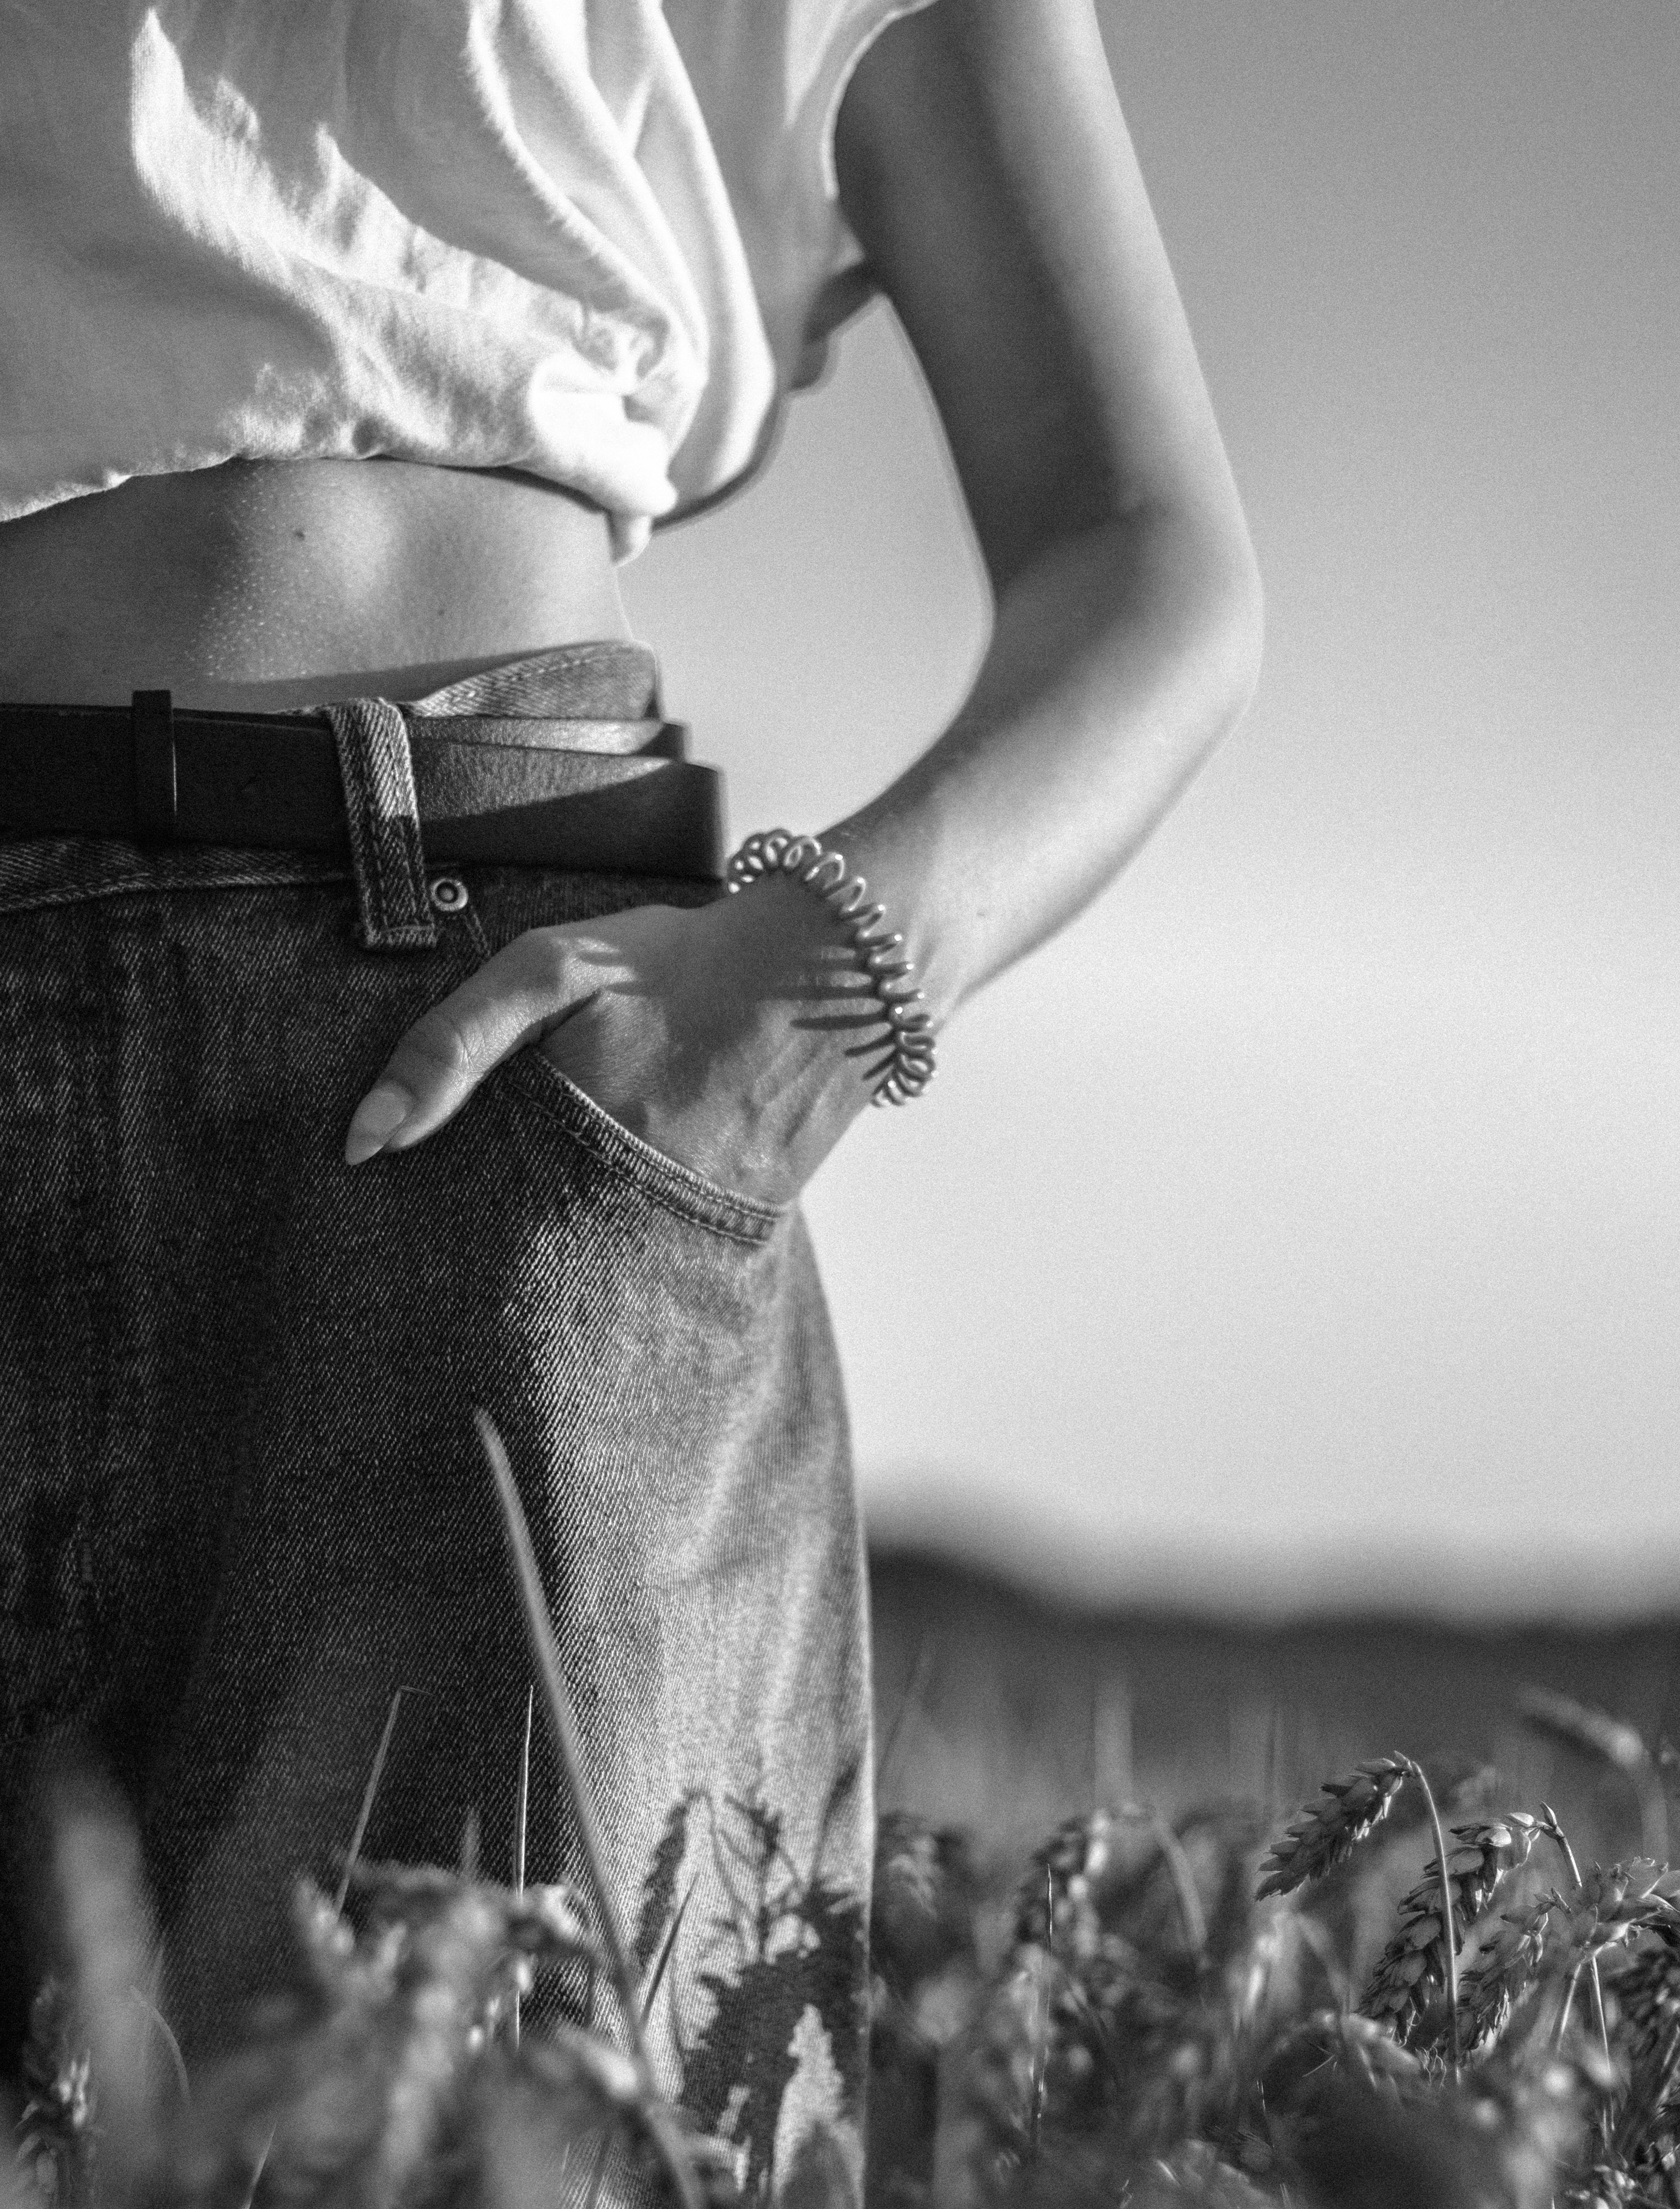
[[2, 0, 1265, 1206], [0, 458, 633, 710], [346, 0, 1264, 1200]]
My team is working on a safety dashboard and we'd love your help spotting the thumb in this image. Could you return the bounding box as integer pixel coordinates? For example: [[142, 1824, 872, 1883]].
[[344, 930, 586, 1164]]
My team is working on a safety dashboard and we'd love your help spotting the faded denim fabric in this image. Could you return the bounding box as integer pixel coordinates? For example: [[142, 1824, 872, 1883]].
[[0, 651, 873, 2206]]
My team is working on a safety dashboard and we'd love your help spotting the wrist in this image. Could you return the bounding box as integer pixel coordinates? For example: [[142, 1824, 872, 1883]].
[[816, 803, 971, 1029], [698, 870, 873, 1100], [725, 829, 937, 1108]]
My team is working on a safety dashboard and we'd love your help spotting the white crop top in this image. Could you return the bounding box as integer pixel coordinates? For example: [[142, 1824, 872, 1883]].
[[0, 0, 935, 558]]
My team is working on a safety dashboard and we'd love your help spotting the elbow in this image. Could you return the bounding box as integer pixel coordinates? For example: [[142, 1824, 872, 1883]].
[[1152, 494, 1265, 738], [1212, 526, 1265, 728], [989, 491, 1264, 755]]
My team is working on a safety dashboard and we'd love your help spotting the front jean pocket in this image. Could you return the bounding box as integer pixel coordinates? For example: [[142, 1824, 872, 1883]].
[[443, 863, 787, 1244], [496, 1047, 785, 1246]]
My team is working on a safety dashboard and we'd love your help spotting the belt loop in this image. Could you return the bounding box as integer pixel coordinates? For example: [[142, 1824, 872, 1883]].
[[131, 690, 177, 842], [324, 698, 439, 952]]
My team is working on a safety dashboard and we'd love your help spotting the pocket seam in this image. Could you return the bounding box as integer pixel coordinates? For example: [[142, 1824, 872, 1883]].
[[499, 1050, 786, 1248]]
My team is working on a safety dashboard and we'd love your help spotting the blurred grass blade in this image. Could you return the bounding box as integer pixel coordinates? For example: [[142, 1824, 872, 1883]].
[[1519, 1685, 1668, 1860], [512, 1683, 533, 2050], [474, 1408, 704, 2209], [334, 1686, 410, 1916], [1091, 1672, 1133, 1809], [641, 1877, 696, 2027], [1148, 1807, 1208, 1962], [1520, 1686, 1649, 1775], [568, 1887, 699, 2206], [126, 1985, 189, 2109], [877, 1632, 937, 1791], [514, 1684, 534, 1896], [236, 2123, 278, 2209], [475, 1410, 639, 2041], [49, 1770, 161, 2199], [580, 2126, 615, 2209]]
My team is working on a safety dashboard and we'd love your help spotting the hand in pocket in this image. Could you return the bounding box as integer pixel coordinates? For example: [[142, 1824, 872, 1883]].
[[343, 884, 879, 1207]]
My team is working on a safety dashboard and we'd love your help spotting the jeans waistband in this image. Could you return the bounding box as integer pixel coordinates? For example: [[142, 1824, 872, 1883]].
[[329, 640, 690, 949], [0, 641, 725, 944], [403, 640, 662, 721]]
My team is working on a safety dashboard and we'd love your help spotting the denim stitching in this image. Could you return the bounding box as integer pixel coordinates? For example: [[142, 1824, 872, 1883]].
[[442, 890, 779, 1242], [0, 845, 351, 917], [499, 1054, 784, 1247]]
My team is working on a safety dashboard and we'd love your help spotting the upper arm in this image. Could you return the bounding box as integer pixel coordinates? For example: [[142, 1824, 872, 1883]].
[[834, 0, 1252, 597]]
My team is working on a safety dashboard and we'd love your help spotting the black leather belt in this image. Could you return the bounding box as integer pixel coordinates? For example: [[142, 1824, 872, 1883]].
[[0, 694, 725, 880]]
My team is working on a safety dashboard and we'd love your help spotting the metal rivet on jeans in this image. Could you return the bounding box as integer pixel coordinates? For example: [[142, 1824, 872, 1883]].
[[429, 875, 470, 914]]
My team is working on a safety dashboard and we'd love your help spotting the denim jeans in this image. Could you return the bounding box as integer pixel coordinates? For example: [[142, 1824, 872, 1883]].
[[0, 649, 872, 2205]]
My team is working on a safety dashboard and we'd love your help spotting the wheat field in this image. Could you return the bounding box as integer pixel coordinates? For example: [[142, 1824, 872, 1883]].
[[868, 1549, 1680, 1874], [15, 1512, 1680, 2209]]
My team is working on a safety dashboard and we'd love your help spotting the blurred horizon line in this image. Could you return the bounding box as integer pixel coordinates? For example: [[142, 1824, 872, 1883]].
[[863, 1469, 1680, 1628]]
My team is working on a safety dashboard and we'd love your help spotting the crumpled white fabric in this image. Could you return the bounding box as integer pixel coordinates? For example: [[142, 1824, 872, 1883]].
[[0, 0, 935, 557]]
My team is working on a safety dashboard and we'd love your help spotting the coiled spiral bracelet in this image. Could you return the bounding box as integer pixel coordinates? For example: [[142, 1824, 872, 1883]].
[[726, 829, 937, 1106]]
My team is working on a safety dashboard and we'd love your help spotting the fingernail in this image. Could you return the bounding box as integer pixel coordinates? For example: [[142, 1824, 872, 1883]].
[[345, 1082, 414, 1166]]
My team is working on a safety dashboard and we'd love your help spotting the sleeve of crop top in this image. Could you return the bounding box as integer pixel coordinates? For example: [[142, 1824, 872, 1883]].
[[793, 0, 946, 206], [662, 0, 940, 394]]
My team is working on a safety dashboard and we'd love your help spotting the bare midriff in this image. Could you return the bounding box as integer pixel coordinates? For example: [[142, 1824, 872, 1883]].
[[0, 458, 634, 713]]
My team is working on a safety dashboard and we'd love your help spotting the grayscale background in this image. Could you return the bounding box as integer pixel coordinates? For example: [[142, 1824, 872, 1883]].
[[626, 0, 1680, 1622]]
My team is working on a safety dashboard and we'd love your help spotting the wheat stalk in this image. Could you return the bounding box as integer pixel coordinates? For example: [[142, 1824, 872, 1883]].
[[1547, 1862, 1680, 1984], [1397, 1757, 1464, 2077], [1363, 1814, 1544, 2051], [1459, 1891, 1555, 2049], [1541, 1816, 1638, 2074], [1607, 1940, 1680, 2165]]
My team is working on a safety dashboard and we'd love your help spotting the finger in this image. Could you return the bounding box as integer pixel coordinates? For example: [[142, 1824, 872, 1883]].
[[344, 930, 588, 1164]]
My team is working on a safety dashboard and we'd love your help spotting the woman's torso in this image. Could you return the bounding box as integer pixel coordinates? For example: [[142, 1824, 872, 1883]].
[[0, 0, 921, 598], [0, 0, 938, 718], [0, 459, 630, 712]]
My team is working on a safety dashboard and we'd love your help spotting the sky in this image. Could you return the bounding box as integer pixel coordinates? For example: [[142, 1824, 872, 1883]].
[[624, 0, 1680, 1619]]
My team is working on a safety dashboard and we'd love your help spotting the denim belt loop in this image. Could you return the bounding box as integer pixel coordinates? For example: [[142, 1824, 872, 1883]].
[[324, 698, 440, 952]]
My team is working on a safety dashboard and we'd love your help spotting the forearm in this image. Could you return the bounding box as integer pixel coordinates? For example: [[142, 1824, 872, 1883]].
[[351, 0, 1268, 1200], [823, 501, 1265, 1027], [347, 515, 1260, 1199]]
